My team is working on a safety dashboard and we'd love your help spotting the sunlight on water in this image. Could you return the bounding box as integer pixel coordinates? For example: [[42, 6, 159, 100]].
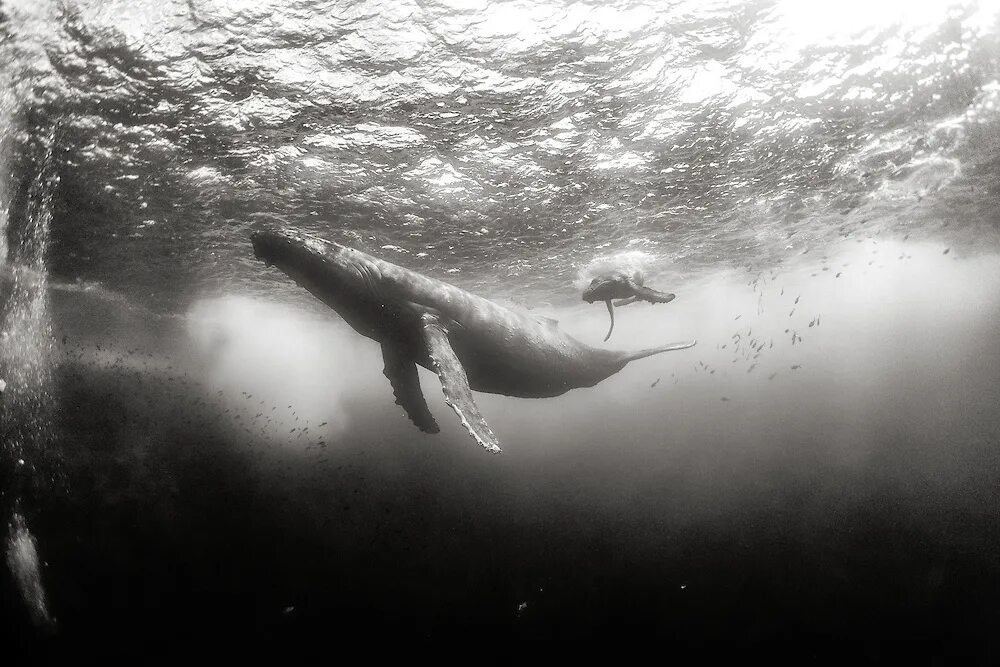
[[0, 119, 58, 631], [0, 0, 996, 307], [186, 296, 377, 446], [770, 0, 994, 49]]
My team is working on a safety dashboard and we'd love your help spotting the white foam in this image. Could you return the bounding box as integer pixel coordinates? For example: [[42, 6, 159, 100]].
[[6, 512, 53, 628]]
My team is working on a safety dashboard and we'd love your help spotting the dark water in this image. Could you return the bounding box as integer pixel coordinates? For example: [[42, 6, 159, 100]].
[[2, 0, 1000, 658]]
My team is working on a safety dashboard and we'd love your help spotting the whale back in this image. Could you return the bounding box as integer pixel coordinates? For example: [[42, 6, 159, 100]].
[[356, 255, 626, 394]]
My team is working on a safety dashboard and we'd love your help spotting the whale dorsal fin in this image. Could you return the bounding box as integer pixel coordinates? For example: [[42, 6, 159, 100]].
[[420, 313, 502, 453], [381, 343, 439, 434]]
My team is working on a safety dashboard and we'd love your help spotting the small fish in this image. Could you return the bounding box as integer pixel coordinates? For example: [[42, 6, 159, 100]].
[[650, 378, 661, 388], [768, 373, 777, 380], [720, 397, 730, 401], [794, 295, 800, 304], [943, 248, 950, 255], [791, 364, 801, 370], [735, 315, 741, 320], [789, 308, 795, 317]]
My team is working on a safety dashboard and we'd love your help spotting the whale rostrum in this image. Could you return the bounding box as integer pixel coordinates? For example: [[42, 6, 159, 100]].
[[251, 228, 696, 453]]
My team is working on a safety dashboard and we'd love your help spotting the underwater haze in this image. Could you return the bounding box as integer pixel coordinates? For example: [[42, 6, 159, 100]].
[[2, 0, 1000, 658]]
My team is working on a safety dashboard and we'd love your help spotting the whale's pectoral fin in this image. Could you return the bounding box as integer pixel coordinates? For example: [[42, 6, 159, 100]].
[[629, 283, 676, 304], [603, 300, 615, 342], [420, 314, 502, 454], [381, 344, 439, 434], [612, 296, 640, 307]]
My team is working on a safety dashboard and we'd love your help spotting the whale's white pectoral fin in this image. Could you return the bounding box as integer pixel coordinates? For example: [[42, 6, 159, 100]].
[[420, 314, 502, 454], [381, 344, 439, 434], [603, 299, 615, 342], [612, 296, 640, 307]]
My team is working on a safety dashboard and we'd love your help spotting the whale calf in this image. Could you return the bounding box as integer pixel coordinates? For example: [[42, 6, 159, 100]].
[[251, 228, 696, 452]]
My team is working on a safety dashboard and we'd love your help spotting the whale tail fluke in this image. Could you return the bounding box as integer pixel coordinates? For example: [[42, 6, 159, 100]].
[[622, 339, 697, 363]]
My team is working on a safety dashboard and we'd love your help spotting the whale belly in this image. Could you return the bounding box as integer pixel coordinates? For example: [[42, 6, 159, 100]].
[[440, 328, 600, 398]]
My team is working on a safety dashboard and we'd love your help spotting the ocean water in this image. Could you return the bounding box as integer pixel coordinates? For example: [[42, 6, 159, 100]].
[[1, 0, 1000, 657]]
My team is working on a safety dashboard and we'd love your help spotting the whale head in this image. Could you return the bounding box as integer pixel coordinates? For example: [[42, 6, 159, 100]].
[[251, 227, 337, 271], [251, 227, 382, 318]]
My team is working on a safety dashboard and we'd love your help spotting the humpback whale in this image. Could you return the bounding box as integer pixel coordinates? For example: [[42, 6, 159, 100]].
[[251, 228, 696, 452], [582, 269, 676, 342]]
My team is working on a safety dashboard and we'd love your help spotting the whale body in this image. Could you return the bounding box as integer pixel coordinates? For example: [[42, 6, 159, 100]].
[[251, 228, 696, 452]]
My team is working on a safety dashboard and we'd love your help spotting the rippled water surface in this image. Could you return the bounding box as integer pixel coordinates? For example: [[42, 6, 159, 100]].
[[2, 0, 1000, 307], [2, 0, 1000, 656]]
